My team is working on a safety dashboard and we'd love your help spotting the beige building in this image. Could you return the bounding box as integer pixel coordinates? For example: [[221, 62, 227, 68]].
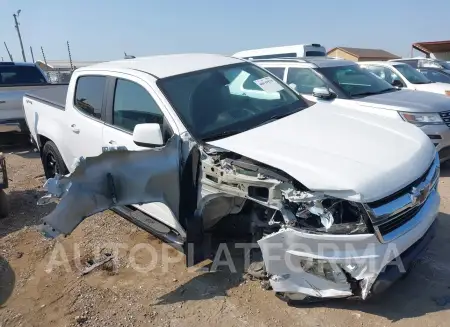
[[327, 47, 400, 62]]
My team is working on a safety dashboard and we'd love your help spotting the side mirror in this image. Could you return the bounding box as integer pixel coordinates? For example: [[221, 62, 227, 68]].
[[391, 79, 403, 88], [288, 83, 297, 91], [132, 123, 163, 147], [312, 87, 335, 100]]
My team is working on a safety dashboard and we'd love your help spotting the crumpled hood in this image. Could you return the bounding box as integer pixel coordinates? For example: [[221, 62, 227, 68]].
[[208, 103, 435, 203], [413, 82, 450, 94], [356, 89, 450, 113]]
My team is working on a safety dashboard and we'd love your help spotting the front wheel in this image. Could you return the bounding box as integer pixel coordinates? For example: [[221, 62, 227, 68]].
[[41, 141, 69, 179], [0, 189, 8, 219]]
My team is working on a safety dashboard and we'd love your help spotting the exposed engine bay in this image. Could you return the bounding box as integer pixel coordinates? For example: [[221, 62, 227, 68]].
[[199, 146, 370, 236], [36, 138, 439, 303]]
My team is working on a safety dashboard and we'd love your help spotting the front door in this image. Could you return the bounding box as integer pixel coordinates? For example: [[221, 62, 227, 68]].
[[101, 76, 187, 239]]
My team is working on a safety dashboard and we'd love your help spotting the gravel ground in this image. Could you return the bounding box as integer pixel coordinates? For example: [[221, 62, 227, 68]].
[[1, 139, 450, 327]]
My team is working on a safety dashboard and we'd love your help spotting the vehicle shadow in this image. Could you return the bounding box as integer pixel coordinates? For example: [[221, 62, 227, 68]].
[[291, 212, 450, 322], [0, 189, 55, 238], [0, 256, 16, 306]]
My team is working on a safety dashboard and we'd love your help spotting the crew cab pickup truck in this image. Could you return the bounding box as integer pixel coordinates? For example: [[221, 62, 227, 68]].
[[0, 62, 56, 133], [254, 58, 450, 162], [23, 54, 440, 303]]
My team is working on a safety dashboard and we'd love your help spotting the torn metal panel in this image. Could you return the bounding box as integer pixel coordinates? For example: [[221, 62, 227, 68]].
[[39, 137, 181, 237]]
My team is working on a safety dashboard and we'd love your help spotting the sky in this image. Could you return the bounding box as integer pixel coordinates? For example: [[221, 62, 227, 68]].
[[0, 0, 449, 62]]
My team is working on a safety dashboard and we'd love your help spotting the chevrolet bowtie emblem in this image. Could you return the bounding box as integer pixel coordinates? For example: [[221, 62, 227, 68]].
[[410, 184, 430, 206]]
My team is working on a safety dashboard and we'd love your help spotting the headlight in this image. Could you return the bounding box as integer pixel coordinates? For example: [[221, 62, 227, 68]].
[[399, 112, 444, 126], [445, 90, 450, 96]]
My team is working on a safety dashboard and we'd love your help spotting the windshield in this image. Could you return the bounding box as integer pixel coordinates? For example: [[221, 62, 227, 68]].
[[420, 70, 450, 83], [393, 64, 432, 84], [437, 60, 450, 70], [158, 63, 308, 141], [316, 64, 396, 98], [0, 65, 48, 86]]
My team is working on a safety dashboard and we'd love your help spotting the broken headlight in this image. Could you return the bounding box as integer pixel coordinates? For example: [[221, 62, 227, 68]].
[[291, 198, 370, 234]]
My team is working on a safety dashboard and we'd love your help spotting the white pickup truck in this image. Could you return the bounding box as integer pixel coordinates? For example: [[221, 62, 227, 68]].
[[23, 54, 440, 303]]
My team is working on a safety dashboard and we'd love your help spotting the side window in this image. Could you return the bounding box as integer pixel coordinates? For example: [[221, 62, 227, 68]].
[[113, 79, 164, 132], [264, 67, 285, 80], [364, 66, 402, 85], [286, 67, 327, 94], [384, 67, 403, 85], [364, 66, 385, 80], [74, 76, 106, 119]]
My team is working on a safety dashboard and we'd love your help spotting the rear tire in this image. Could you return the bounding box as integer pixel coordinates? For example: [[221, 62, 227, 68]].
[[41, 141, 69, 179], [0, 189, 8, 219]]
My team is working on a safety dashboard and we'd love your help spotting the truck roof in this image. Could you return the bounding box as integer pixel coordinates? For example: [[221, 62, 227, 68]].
[[0, 62, 38, 67], [80, 53, 244, 78]]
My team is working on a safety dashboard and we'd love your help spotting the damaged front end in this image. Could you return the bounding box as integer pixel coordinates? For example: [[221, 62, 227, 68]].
[[37, 138, 440, 302]]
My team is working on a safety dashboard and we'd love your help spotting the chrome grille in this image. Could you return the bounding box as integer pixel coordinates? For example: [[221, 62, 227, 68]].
[[364, 154, 440, 243], [439, 111, 450, 127]]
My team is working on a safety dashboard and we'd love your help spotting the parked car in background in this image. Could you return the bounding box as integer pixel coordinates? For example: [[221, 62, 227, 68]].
[[23, 54, 439, 303], [254, 57, 450, 161], [358, 61, 450, 95], [390, 57, 450, 74], [0, 62, 54, 134], [233, 44, 326, 59]]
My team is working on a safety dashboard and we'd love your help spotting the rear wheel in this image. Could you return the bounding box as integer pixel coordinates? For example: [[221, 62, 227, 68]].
[[42, 141, 69, 179]]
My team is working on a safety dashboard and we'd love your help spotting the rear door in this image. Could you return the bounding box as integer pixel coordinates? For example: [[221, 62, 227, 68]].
[[64, 75, 107, 168], [101, 74, 187, 238]]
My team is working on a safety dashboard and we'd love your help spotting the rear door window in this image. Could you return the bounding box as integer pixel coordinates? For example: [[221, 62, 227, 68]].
[[74, 76, 106, 119], [286, 67, 327, 94]]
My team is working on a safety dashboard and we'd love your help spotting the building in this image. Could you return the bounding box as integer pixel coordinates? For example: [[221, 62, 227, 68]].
[[412, 40, 450, 60], [327, 47, 400, 62]]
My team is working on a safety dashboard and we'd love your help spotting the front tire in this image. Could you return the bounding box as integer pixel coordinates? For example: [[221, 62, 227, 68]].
[[0, 190, 8, 219], [41, 141, 68, 179]]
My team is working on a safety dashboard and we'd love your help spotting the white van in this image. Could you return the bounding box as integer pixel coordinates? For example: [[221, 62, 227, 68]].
[[233, 44, 326, 59]]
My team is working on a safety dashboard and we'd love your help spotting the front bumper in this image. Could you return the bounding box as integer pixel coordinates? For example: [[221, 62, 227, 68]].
[[258, 188, 440, 301], [371, 219, 436, 295], [420, 124, 450, 162]]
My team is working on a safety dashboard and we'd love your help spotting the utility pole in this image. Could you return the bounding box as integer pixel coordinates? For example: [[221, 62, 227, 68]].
[[13, 9, 27, 62], [67, 41, 74, 71], [40, 46, 47, 65], [30, 46, 35, 62], [4, 42, 13, 61]]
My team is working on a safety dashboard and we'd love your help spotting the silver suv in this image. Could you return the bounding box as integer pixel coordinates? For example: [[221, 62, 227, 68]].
[[252, 57, 450, 162]]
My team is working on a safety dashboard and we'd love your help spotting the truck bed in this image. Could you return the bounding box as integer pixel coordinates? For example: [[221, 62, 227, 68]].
[[25, 84, 69, 110]]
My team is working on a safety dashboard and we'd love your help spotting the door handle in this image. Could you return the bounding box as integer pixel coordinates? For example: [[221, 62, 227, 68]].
[[109, 140, 117, 145], [70, 124, 80, 133]]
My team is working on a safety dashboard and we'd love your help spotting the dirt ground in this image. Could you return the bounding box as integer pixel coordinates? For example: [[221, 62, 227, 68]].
[[1, 140, 450, 327]]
